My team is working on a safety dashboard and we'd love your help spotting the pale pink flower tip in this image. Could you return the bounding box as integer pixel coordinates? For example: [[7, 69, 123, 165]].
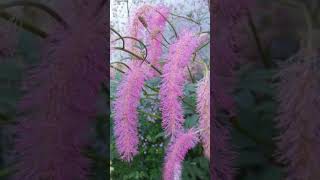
[[163, 129, 199, 180], [196, 71, 210, 159], [113, 61, 146, 161], [128, 4, 170, 76]]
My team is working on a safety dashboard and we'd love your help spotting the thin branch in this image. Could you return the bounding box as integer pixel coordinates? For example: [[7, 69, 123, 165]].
[[126, 0, 130, 18], [142, 25, 168, 48], [170, 13, 202, 32], [192, 40, 209, 62], [113, 36, 148, 61], [187, 66, 195, 83], [138, 110, 161, 120], [110, 27, 125, 48], [154, 9, 178, 38], [113, 47, 144, 60], [0, 1, 68, 28], [111, 61, 131, 70], [110, 65, 125, 74], [145, 84, 159, 92], [170, 13, 201, 25], [0, 11, 47, 38], [112, 47, 162, 75]]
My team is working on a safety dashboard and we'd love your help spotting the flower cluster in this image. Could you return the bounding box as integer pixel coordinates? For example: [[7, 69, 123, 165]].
[[112, 4, 209, 180]]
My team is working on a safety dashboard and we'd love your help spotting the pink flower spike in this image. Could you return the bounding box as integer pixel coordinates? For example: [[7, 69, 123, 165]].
[[163, 129, 199, 180], [113, 62, 146, 161], [196, 71, 210, 159], [145, 5, 169, 75], [160, 31, 201, 136], [128, 4, 170, 76]]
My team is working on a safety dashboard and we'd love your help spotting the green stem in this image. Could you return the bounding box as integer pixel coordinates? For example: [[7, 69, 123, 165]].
[[113, 47, 162, 75], [137, 110, 161, 120], [145, 84, 159, 93], [187, 66, 195, 83]]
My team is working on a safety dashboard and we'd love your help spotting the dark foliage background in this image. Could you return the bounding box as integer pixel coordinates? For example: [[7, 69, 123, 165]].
[[0, 0, 318, 179]]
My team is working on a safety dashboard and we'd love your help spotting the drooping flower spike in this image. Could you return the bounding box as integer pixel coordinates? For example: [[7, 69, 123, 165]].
[[113, 62, 147, 161], [160, 31, 201, 137], [113, 4, 169, 161], [163, 129, 200, 180], [196, 70, 210, 159]]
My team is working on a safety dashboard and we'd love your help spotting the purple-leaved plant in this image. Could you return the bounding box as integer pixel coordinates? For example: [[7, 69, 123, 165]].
[[160, 30, 201, 137], [276, 53, 320, 180], [12, 1, 106, 179], [113, 61, 147, 161], [163, 129, 199, 180]]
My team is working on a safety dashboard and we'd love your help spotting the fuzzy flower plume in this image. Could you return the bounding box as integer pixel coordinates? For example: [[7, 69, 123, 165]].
[[13, 1, 106, 179], [160, 31, 201, 136], [144, 6, 169, 72], [113, 62, 146, 161], [163, 129, 199, 180], [196, 71, 210, 159], [276, 54, 320, 180], [128, 5, 169, 74]]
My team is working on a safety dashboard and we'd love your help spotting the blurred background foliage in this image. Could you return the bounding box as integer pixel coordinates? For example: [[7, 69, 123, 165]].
[[110, 0, 320, 179], [0, 1, 109, 179], [0, 0, 319, 179], [229, 0, 319, 179]]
